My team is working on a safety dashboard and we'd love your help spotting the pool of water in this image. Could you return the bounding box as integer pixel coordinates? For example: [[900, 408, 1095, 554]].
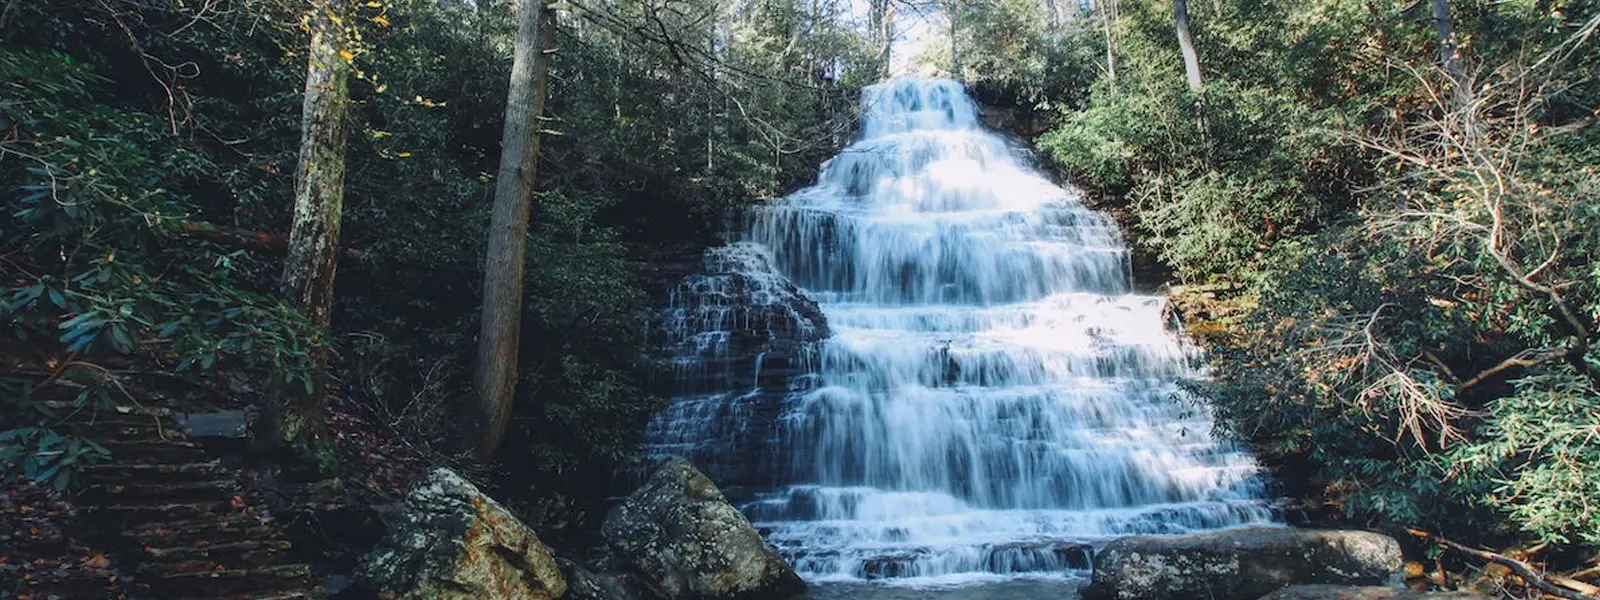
[[806, 578, 1084, 600]]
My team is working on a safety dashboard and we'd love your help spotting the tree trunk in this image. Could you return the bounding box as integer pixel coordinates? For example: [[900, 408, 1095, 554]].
[[275, 0, 351, 469], [947, 0, 960, 79], [474, 0, 557, 460], [1100, 0, 1117, 95], [869, 0, 893, 78], [882, 4, 894, 79], [282, 0, 350, 331], [1431, 0, 1468, 97], [1173, 0, 1203, 91]]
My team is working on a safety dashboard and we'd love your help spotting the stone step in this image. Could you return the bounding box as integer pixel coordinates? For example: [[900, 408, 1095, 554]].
[[82, 460, 224, 483], [2, 533, 72, 556], [6, 568, 125, 598], [146, 563, 312, 597], [126, 515, 279, 547], [70, 423, 187, 441], [42, 399, 172, 417], [141, 539, 294, 571], [86, 478, 238, 505], [59, 411, 173, 429], [102, 439, 208, 461], [93, 500, 239, 527]]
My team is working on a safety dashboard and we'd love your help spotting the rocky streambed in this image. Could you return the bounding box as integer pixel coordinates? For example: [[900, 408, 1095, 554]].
[[342, 454, 1484, 600]]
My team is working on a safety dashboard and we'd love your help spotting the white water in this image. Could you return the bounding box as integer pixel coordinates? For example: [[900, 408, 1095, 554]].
[[653, 78, 1273, 586]]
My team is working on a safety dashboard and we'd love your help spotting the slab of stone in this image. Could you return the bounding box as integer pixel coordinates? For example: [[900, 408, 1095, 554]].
[[1083, 527, 1404, 600], [175, 410, 249, 438]]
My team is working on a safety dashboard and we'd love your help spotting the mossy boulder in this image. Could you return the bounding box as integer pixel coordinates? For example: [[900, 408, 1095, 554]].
[[362, 468, 566, 600], [1083, 527, 1403, 600], [603, 457, 805, 600], [557, 557, 637, 600]]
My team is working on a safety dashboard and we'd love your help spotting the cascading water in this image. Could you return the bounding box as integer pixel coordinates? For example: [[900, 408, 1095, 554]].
[[648, 78, 1274, 587]]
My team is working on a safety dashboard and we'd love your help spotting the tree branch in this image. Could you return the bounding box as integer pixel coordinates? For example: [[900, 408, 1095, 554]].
[[1408, 529, 1600, 600], [1454, 347, 1565, 394], [168, 221, 365, 261]]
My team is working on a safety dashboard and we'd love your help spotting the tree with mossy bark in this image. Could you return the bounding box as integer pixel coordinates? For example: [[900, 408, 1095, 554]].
[[276, 0, 354, 470]]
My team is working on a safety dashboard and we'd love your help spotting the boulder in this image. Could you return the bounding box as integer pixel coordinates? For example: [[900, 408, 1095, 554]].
[[1260, 585, 1486, 600], [362, 469, 566, 600], [603, 457, 806, 600], [1083, 527, 1403, 600], [557, 558, 637, 600]]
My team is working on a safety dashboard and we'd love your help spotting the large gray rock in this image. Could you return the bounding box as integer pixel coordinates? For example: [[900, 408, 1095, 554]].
[[1260, 585, 1486, 600], [363, 469, 566, 600], [1083, 527, 1404, 600], [603, 457, 806, 600], [557, 558, 637, 600]]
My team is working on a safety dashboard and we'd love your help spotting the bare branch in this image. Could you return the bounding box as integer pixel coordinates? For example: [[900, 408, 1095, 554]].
[[1408, 529, 1600, 600]]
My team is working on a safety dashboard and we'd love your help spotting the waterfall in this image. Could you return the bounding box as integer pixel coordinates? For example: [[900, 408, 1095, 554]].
[[649, 78, 1273, 586]]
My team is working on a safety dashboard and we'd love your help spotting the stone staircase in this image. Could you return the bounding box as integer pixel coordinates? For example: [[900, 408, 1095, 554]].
[[60, 402, 319, 600]]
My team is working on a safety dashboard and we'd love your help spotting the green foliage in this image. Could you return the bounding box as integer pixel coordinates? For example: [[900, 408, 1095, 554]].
[[1456, 372, 1600, 545], [320, 0, 852, 517], [505, 191, 659, 488], [4, 0, 860, 532], [0, 379, 112, 491], [1037, 1, 1368, 281], [0, 45, 322, 483], [1026, 0, 1600, 553], [932, 0, 1101, 108]]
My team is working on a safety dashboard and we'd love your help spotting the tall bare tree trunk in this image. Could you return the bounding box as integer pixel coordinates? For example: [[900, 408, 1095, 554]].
[[1174, 0, 1203, 91], [1431, 0, 1468, 97], [882, 4, 894, 79], [276, 0, 350, 467], [1100, 0, 1117, 96], [475, 0, 557, 459], [869, 0, 893, 78], [947, 0, 960, 79]]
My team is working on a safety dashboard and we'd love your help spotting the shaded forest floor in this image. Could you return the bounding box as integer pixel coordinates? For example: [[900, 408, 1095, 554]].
[[0, 378, 438, 600]]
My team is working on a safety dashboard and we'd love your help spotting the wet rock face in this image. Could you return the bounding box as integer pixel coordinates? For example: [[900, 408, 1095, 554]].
[[644, 243, 830, 496], [657, 242, 829, 394], [603, 457, 807, 600], [1083, 527, 1404, 600], [1260, 585, 1487, 600], [363, 469, 566, 600], [851, 542, 1092, 580]]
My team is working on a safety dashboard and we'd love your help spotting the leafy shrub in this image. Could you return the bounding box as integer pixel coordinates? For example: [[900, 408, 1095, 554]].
[[1035, 0, 1600, 555], [1, 47, 321, 483]]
